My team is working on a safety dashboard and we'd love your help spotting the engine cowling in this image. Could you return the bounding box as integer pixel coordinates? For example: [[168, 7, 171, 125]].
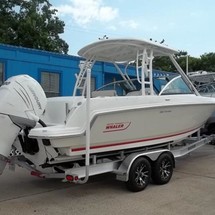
[[0, 75, 47, 122]]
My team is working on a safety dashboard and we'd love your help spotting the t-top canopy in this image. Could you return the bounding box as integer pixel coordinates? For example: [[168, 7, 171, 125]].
[[78, 38, 179, 62]]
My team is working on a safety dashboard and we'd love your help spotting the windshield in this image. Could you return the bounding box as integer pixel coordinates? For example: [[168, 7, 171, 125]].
[[92, 75, 193, 97], [159, 76, 193, 95]]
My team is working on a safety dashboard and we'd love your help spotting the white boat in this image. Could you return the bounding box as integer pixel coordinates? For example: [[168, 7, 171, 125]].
[[0, 38, 215, 175], [188, 71, 215, 97], [188, 71, 215, 87]]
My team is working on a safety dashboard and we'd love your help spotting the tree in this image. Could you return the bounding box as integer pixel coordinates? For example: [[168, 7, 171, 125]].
[[153, 56, 175, 72], [153, 51, 208, 73], [153, 51, 188, 72], [0, 0, 68, 54], [199, 53, 215, 72], [179, 56, 202, 72]]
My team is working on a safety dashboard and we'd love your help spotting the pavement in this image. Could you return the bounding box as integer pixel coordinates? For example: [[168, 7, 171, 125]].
[[0, 144, 215, 215]]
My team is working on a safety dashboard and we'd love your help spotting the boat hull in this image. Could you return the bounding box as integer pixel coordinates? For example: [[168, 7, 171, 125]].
[[29, 95, 215, 156]]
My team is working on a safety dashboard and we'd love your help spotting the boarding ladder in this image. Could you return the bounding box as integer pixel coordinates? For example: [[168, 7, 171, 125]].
[[136, 48, 154, 95], [73, 58, 95, 96]]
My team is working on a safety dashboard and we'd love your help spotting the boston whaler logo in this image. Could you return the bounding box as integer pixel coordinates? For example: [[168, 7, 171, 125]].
[[103, 122, 131, 133]]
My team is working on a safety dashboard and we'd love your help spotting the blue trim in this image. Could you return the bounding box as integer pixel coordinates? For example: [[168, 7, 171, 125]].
[[0, 43, 80, 60]]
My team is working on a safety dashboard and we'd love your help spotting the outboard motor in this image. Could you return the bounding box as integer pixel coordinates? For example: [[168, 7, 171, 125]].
[[0, 75, 47, 174]]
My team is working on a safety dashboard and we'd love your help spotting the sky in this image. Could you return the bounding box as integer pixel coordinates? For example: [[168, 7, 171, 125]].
[[50, 0, 215, 58]]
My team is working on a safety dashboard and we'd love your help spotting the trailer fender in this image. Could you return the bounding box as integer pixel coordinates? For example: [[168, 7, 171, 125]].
[[116, 149, 172, 182]]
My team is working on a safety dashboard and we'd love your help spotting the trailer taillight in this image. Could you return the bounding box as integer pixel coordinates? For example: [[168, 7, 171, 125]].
[[31, 171, 44, 178], [66, 175, 79, 182], [66, 175, 73, 181]]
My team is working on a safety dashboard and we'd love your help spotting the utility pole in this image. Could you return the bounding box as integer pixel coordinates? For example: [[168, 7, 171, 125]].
[[186, 55, 189, 75]]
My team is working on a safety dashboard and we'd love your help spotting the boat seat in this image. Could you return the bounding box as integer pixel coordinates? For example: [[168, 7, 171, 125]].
[[127, 88, 156, 96], [92, 90, 117, 97]]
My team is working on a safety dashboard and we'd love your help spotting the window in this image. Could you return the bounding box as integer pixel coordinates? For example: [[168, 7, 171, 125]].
[[41, 72, 60, 97], [0, 62, 4, 86]]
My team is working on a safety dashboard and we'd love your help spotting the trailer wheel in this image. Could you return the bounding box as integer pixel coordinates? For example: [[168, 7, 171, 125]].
[[126, 157, 151, 192], [152, 152, 174, 185]]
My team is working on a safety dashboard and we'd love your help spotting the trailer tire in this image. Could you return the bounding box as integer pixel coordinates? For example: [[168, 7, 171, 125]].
[[126, 157, 151, 192], [152, 152, 174, 185]]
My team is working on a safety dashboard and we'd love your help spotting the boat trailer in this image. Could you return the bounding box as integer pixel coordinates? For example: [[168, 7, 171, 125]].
[[4, 132, 214, 192]]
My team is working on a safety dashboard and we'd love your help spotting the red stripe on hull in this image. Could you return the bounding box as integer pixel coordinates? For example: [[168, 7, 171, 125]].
[[71, 127, 199, 152]]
